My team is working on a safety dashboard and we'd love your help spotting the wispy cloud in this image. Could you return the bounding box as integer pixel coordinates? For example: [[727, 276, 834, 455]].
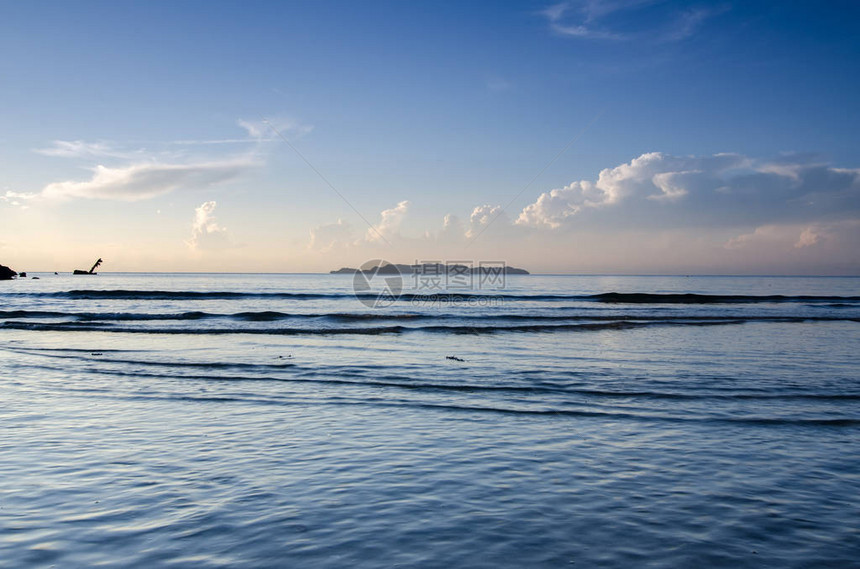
[[542, 1, 724, 42], [36, 117, 309, 159], [27, 117, 306, 203], [543, 3, 623, 40], [41, 158, 256, 202], [238, 117, 314, 140], [664, 7, 718, 42], [34, 140, 145, 160], [724, 220, 860, 254], [168, 138, 261, 146]]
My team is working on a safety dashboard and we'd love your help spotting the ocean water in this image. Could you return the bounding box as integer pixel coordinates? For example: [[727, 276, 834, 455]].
[[1, 273, 859, 568]]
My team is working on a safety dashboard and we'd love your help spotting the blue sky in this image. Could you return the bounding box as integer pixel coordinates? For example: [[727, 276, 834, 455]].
[[1, 0, 859, 273]]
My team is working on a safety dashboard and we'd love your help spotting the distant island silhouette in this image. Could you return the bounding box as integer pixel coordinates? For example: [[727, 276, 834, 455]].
[[331, 263, 529, 275]]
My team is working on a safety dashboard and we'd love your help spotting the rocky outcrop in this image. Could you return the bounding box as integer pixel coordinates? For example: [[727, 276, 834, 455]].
[[0, 264, 17, 280]]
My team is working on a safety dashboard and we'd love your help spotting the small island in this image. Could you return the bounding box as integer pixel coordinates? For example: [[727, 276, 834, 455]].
[[331, 263, 529, 275]]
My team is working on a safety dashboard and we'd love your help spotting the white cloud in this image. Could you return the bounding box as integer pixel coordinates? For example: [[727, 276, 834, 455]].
[[40, 158, 255, 202], [308, 200, 414, 251], [367, 200, 409, 242], [795, 226, 824, 249], [724, 221, 860, 254], [438, 213, 465, 241], [299, 151, 860, 274], [517, 151, 860, 229], [465, 204, 512, 238], [650, 170, 695, 201], [188, 201, 232, 251], [1, 190, 39, 209], [724, 225, 792, 250], [30, 116, 307, 204]]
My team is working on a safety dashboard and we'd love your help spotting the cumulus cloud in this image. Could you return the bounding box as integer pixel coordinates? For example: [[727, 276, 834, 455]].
[[438, 213, 465, 241], [301, 152, 860, 274], [517, 152, 860, 229], [188, 201, 232, 250], [40, 159, 254, 202], [465, 204, 512, 238], [795, 226, 824, 249], [367, 200, 410, 242]]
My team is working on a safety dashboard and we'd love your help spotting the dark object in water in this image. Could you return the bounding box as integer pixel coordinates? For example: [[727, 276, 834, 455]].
[[32, 276, 39, 280], [19, 272, 27, 277], [0, 264, 17, 280], [74, 258, 102, 275], [446, 355, 466, 362]]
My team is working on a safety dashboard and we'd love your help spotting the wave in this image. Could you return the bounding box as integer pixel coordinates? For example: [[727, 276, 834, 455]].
[[1, 308, 857, 324], [4, 317, 856, 336], [592, 292, 860, 304], [5, 289, 860, 304], [23, 351, 860, 402], [17, 363, 860, 427]]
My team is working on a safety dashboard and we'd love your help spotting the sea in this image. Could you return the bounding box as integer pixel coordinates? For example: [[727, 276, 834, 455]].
[[1, 272, 859, 568]]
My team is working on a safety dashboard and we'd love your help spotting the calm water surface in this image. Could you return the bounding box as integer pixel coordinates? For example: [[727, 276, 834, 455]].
[[1, 273, 859, 567]]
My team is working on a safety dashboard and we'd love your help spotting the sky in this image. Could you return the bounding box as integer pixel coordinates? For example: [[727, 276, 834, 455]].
[[1, 0, 859, 274]]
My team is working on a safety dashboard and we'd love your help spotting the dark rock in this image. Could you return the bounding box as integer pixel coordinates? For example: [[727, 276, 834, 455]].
[[0, 264, 17, 280]]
